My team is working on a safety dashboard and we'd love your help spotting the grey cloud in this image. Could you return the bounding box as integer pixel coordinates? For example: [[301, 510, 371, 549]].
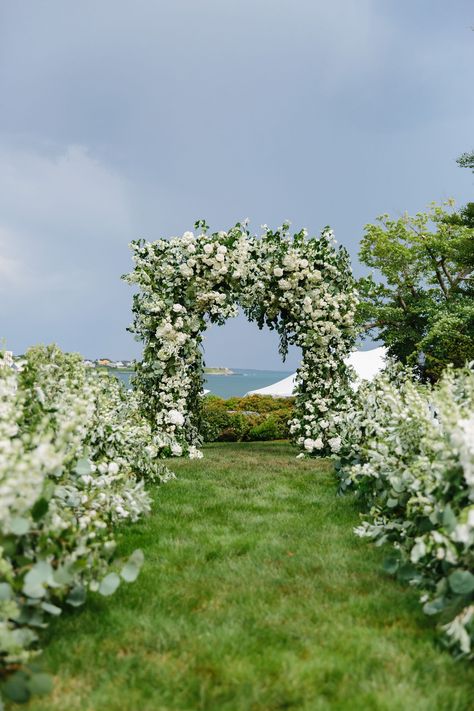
[[0, 1, 473, 368]]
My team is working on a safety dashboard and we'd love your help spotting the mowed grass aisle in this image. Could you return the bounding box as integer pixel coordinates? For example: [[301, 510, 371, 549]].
[[26, 443, 474, 711]]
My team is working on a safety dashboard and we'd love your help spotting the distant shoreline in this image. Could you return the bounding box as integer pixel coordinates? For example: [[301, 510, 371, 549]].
[[94, 365, 293, 377], [204, 367, 234, 375], [96, 365, 235, 376]]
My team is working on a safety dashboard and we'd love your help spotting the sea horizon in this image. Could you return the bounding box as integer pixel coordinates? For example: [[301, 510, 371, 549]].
[[113, 365, 295, 398]]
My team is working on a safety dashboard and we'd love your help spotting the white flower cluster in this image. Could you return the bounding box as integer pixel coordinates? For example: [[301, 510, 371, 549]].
[[124, 221, 358, 455], [0, 345, 169, 700], [330, 364, 474, 658]]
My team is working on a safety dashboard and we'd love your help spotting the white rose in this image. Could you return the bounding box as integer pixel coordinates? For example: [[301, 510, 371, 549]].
[[203, 243, 214, 254], [171, 442, 183, 456], [328, 436, 341, 453], [273, 267, 284, 277], [167, 409, 185, 426], [179, 264, 193, 277]]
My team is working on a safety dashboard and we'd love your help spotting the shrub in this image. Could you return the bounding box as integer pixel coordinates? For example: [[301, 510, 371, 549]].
[[249, 416, 281, 441], [0, 345, 174, 706], [199, 396, 232, 442], [201, 395, 294, 442], [330, 365, 474, 658]]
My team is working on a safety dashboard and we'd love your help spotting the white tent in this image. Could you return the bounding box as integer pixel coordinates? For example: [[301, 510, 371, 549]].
[[245, 346, 387, 397], [246, 372, 297, 398], [345, 346, 387, 383]]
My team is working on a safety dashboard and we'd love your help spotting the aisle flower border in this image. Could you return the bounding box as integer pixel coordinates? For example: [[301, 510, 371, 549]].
[[124, 220, 358, 456]]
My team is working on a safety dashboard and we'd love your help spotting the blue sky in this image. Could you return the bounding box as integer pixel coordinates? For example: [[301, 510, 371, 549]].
[[0, 1, 473, 370]]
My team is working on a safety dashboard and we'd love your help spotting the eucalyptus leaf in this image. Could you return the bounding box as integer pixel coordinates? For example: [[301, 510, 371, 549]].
[[23, 561, 56, 599], [382, 556, 399, 574], [27, 672, 53, 696], [41, 601, 62, 616], [53, 565, 74, 586], [3, 673, 30, 703], [448, 570, 474, 595], [74, 457, 91, 476], [10, 516, 30, 535], [66, 585, 87, 607], [442, 505, 457, 533], [120, 549, 145, 583], [98, 573, 121, 596], [423, 598, 445, 616], [0, 582, 12, 601]]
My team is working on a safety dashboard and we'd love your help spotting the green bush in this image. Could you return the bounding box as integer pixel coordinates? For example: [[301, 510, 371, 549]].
[[0, 345, 173, 706], [249, 416, 280, 441], [329, 364, 474, 659], [201, 395, 294, 442]]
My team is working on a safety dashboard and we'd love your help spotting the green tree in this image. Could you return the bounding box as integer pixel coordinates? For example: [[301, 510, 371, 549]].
[[457, 150, 474, 173], [357, 201, 474, 381]]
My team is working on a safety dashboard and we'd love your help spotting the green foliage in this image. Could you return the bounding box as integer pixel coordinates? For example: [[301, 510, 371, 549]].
[[357, 201, 474, 380], [0, 345, 160, 707], [332, 365, 474, 658], [201, 395, 294, 442], [457, 150, 474, 173], [248, 415, 281, 441]]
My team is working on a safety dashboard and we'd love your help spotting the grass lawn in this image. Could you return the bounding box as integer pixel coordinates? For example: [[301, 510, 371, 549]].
[[25, 442, 474, 711]]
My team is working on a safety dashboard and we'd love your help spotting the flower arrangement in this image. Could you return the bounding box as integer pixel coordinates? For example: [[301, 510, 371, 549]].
[[124, 220, 358, 456], [331, 364, 474, 658], [0, 345, 171, 705]]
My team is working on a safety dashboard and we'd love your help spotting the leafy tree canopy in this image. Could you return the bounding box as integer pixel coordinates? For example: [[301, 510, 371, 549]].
[[357, 201, 474, 381], [457, 150, 474, 173]]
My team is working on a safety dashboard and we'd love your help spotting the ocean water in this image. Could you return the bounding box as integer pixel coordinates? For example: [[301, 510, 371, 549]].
[[204, 368, 294, 398], [111, 367, 294, 399]]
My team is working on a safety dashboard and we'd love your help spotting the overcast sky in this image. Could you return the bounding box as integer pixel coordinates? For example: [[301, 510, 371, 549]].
[[1, 1, 473, 370]]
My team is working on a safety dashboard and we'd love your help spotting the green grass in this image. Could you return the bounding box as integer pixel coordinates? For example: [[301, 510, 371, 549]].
[[26, 442, 474, 711]]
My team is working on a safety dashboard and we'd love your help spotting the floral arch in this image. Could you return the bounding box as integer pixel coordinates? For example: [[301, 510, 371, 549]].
[[124, 220, 358, 457]]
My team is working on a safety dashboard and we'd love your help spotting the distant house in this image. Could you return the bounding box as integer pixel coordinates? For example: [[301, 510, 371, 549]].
[[83, 360, 96, 368], [115, 361, 124, 368], [97, 359, 111, 366]]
